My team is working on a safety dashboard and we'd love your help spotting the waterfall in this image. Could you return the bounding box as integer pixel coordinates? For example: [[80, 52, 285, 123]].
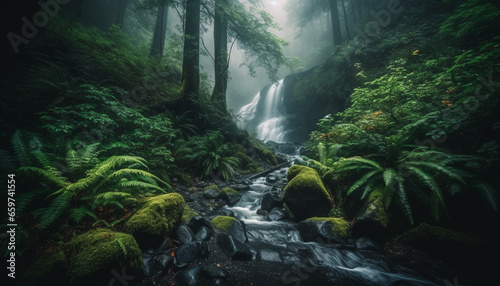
[[238, 79, 289, 143]]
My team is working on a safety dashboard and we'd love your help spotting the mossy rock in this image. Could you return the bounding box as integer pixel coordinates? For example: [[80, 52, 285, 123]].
[[395, 223, 480, 259], [182, 205, 199, 223], [211, 216, 237, 232], [306, 217, 350, 240], [283, 166, 333, 220], [204, 184, 219, 191], [287, 165, 311, 181], [123, 193, 185, 248], [221, 187, 239, 196], [22, 250, 67, 286], [394, 223, 489, 278], [352, 190, 389, 241], [65, 229, 143, 285], [298, 217, 350, 244]]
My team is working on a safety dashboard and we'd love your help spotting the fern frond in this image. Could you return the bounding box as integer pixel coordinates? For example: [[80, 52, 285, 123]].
[[339, 157, 384, 171], [403, 161, 467, 184], [118, 180, 167, 193], [62, 177, 94, 194], [94, 191, 134, 201], [38, 191, 73, 228], [399, 150, 449, 162], [360, 177, 377, 200], [91, 156, 149, 177], [11, 130, 32, 166], [107, 168, 166, 184], [19, 167, 69, 188], [69, 206, 96, 223], [383, 168, 398, 187], [395, 175, 413, 225], [405, 166, 446, 221], [16, 189, 46, 213], [30, 149, 51, 168], [346, 170, 380, 196], [474, 182, 498, 212], [109, 218, 123, 227], [115, 238, 127, 256]]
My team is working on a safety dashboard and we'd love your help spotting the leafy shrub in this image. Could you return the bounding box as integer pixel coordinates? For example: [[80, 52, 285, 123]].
[[175, 131, 241, 181]]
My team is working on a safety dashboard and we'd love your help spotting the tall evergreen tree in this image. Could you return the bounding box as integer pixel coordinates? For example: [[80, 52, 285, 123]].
[[211, 0, 229, 109], [150, 0, 169, 56], [180, 0, 201, 106], [116, 0, 129, 27], [329, 0, 343, 45]]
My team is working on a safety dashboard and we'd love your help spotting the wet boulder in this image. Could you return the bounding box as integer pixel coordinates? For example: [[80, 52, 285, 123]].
[[153, 253, 174, 272], [260, 192, 283, 211], [175, 224, 195, 245], [282, 166, 333, 220], [268, 207, 287, 221], [355, 237, 381, 250], [216, 233, 253, 260], [187, 215, 214, 233], [211, 216, 248, 243], [175, 241, 210, 264], [218, 188, 242, 206], [266, 174, 279, 184], [203, 188, 220, 199], [176, 265, 203, 286], [298, 217, 350, 244], [194, 226, 213, 241]]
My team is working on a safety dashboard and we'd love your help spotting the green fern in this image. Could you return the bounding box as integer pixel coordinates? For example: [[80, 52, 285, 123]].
[[11, 130, 32, 166], [180, 131, 241, 180], [19, 167, 69, 188], [69, 206, 97, 223], [115, 238, 127, 256], [35, 191, 73, 229], [337, 147, 474, 224], [16, 189, 47, 214], [23, 154, 168, 229], [66, 143, 100, 173]]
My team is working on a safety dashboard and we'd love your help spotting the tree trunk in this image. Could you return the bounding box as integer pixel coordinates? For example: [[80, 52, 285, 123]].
[[340, 0, 351, 40], [211, 0, 229, 109], [356, 0, 363, 23], [75, 0, 84, 18], [115, 0, 129, 27], [329, 0, 343, 46], [151, 1, 169, 56], [180, 0, 201, 106]]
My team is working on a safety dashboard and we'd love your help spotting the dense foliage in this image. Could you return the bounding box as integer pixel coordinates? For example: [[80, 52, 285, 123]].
[[304, 0, 500, 228]]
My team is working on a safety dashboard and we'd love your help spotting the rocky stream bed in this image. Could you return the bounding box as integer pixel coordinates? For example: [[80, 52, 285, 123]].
[[136, 158, 447, 286]]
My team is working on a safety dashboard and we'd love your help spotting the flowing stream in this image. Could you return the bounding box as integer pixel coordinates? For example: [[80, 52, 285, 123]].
[[223, 156, 441, 286]]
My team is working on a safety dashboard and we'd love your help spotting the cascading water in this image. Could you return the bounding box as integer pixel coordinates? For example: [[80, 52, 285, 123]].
[[222, 161, 442, 286], [238, 79, 290, 143]]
